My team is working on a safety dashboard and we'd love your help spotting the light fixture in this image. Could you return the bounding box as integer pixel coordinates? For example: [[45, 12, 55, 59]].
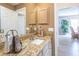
[[26, 27, 29, 31]]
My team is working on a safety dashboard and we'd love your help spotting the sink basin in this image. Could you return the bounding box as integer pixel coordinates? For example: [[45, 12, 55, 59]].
[[31, 38, 45, 45]]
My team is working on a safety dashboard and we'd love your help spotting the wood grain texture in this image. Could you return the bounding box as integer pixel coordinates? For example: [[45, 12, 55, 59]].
[[0, 3, 16, 10]]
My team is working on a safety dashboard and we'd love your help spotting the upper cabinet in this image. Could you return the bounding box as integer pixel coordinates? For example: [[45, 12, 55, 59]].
[[37, 8, 48, 24], [28, 8, 49, 25], [27, 4, 36, 25], [28, 4, 50, 25], [29, 10, 36, 25]]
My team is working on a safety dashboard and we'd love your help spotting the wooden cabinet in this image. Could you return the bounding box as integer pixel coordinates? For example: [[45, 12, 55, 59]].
[[28, 8, 48, 25], [29, 10, 36, 25], [37, 8, 48, 24]]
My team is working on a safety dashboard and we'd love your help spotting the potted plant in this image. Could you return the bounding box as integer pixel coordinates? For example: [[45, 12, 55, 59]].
[[61, 19, 69, 35]]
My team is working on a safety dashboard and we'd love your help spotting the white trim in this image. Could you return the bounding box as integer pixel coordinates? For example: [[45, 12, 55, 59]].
[[54, 3, 58, 56]]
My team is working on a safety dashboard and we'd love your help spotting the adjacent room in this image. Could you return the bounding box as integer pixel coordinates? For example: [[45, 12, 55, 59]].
[[55, 3, 79, 56]]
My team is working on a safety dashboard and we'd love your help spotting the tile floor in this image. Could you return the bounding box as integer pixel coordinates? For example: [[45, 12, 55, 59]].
[[58, 36, 79, 56]]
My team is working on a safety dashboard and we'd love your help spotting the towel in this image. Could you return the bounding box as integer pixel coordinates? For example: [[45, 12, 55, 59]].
[[4, 35, 22, 53]]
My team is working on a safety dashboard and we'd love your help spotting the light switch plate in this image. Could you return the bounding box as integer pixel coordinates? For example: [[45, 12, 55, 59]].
[[48, 28, 54, 32]]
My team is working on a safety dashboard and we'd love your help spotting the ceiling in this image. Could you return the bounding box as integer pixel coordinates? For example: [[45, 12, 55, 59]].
[[9, 3, 20, 6]]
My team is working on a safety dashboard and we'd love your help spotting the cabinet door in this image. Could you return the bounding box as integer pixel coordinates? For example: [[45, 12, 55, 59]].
[[42, 39, 52, 56], [29, 10, 36, 25], [42, 42, 49, 56], [44, 48, 52, 56], [48, 48, 52, 56], [48, 39, 52, 49], [48, 39, 52, 56], [37, 8, 48, 24]]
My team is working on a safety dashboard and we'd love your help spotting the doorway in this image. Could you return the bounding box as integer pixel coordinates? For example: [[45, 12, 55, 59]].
[[55, 3, 79, 56]]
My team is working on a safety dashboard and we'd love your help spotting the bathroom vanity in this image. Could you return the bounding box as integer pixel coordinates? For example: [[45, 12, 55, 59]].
[[0, 36, 52, 56]]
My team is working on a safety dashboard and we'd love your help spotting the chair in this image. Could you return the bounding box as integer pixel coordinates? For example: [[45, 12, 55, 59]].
[[77, 27, 79, 39], [70, 26, 78, 39]]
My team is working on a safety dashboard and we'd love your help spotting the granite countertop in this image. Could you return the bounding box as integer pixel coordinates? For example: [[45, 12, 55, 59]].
[[0, 36, 51, 56]]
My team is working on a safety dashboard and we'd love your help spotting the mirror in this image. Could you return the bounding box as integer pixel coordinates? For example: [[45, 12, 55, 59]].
[[0, 6, 27, 36], [16, 7, 27, 36]]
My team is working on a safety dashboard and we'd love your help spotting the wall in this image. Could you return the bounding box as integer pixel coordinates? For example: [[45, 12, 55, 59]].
[[0, 6, 18, 35]]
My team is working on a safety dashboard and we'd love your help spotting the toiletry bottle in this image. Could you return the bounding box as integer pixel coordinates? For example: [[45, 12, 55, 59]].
[[39, 26, 44, 37]]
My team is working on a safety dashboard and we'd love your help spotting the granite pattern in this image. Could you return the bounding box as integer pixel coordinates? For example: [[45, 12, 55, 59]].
[[0, 36, 51, 56]]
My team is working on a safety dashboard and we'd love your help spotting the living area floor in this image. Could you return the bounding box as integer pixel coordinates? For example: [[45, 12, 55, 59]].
[[57, 35, 79, 56]]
